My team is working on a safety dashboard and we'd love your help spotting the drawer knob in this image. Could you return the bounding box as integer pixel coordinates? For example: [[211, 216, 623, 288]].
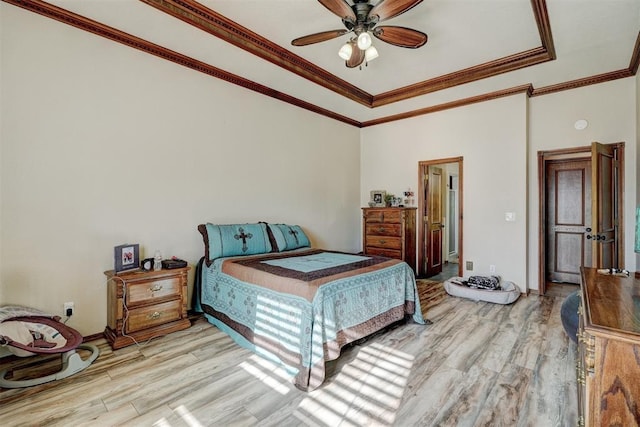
[[149, 311, 161, 320], [378, 227, 385, 233], [150, 284, 163, 292], [379, 239, 386, 244]]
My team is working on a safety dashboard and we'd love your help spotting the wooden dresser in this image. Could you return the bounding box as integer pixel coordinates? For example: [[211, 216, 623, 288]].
[[577, 267, 640, 427], [104, 267, 191, 349], [362, 207, 417, 272]]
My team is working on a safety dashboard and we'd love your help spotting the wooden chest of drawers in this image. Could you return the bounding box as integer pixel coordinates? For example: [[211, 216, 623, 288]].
[[577, 268, 640, 426], [104, 267, 191, 349], [362, 207, 417, 272]]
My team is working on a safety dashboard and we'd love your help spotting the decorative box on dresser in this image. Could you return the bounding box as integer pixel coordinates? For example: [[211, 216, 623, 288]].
[[362, 207, 417, 272], [577, 267, 640, 427], [104, 267, 191, 349]]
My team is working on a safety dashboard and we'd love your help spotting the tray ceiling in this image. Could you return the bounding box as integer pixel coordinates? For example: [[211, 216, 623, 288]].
[[5, 0, 640, 126]]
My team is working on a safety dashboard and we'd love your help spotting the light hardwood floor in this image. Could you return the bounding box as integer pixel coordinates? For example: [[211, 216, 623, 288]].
[[0, 292, 577, 426]]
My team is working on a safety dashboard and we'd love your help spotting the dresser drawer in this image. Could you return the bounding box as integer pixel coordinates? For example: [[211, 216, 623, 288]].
[[362, 207, 416, 273], [365, 247, 402, 259], [126, 277, 181, 306], [364, 210, 402, 223], [126, 299, 182, 333], [365, 223, 402, 237], [365, 235, 402, 250]]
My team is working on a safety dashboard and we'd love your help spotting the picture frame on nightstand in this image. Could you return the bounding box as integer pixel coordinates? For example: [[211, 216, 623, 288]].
[[114, 243, 139, 273]]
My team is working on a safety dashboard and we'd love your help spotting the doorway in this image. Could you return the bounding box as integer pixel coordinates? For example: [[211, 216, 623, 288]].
[[538, 142, 624, 294], [418, 157, 463, 280], [545, 158, 593, 284]]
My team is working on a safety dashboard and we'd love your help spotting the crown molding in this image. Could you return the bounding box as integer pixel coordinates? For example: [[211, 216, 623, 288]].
[[530, 0, 556, 59], [531, 69, 634, 97], [362, 85, 533, 127], [145, 0, 556, 109], [3, 0, 637, 129], [629, 31, 640, 75], [3, 0, 360, 126], [372, 48, 550, 107], [140, 0, 374, 107]]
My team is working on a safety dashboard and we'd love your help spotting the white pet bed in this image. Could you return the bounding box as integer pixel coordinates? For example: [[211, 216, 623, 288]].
[[444, 277, 520, 305]]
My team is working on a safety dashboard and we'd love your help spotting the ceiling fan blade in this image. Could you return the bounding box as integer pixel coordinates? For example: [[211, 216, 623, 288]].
[[291, 29, 349, 46], [368, 0, 423, 23], [346, 44, 365, 68], [373, 26, 427, 48], [318, 0, 356, 22]]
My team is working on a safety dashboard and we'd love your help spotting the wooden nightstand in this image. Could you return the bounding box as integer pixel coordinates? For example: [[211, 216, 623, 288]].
[[104, 267, 191, 349]]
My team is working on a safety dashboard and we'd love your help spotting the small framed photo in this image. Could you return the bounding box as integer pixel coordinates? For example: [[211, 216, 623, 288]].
[[114, 243, 139, 273], [370, 190, 386, 207]]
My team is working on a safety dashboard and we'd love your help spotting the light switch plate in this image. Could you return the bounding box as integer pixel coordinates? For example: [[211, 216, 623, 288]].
[[505, 212, 516, 222]]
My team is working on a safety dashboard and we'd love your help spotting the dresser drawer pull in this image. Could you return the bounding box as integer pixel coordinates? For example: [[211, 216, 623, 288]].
[[378, 227, 386, 233], [585, 350, 595, 374], [148, 311, 161, 320], [150, 284, 163, 292], [379, 239, 386, 244]]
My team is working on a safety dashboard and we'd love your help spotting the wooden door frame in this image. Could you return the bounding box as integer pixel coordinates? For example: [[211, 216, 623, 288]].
[[418, 157, 464, 278], [537, 143, 625, 294]]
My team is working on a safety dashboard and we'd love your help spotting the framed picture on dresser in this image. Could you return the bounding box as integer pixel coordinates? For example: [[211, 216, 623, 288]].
[[370, 190, 386, 207]]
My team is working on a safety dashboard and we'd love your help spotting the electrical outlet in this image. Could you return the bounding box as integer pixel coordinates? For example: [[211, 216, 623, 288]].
[[465, 261, 473, 270], [489, 264, 496, 274], [64, 302, 74, 317]]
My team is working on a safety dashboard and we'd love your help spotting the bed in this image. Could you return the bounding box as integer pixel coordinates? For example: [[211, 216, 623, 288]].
[[194, 222, 425, 391]]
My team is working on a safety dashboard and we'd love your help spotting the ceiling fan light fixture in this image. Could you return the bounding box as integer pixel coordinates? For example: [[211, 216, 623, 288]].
[[338, 42, 353, 60], [357, 31, 373, 50], [292, 0, 427, 68], [364, 45, 379, 62]]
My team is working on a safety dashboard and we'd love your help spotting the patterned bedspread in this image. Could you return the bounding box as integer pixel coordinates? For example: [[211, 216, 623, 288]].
[[198, 248, 425, 391]]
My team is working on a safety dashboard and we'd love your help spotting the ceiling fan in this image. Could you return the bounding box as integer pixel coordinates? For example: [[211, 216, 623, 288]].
[[291, 0, 428, 68]]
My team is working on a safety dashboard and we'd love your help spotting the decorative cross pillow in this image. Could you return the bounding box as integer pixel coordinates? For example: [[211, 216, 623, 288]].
[[198, 223, 272, 265], [268, 224, 311, 251]]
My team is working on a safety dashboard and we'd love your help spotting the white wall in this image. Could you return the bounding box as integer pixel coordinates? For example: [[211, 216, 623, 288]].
[[362, 79, 638, 294], [528, 78, 637, 290], [361, 95, 529, 291], [0, 6, 360, 335]]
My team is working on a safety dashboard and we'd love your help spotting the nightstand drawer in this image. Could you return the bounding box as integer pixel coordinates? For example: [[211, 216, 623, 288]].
[[365, 247, 402, 259], [365, 223, 401, 237], [105, 266, 191, 350], [126, 299, 182, 333], [126, 277, 181, 306], [365, 235, 402, 250], [364, 210, 402, 223]]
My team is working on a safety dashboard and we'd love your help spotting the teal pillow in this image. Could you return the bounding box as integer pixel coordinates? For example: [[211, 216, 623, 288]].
[[267, 224, 288, 252], [203, 223, 272, 261], [271, 224, 310, 251]]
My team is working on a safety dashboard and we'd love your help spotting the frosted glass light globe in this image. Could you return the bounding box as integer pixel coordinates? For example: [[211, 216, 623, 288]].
[[365, 46, 379, 62], [357, 32, 372, 50], [338, 42, 353, 60]]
